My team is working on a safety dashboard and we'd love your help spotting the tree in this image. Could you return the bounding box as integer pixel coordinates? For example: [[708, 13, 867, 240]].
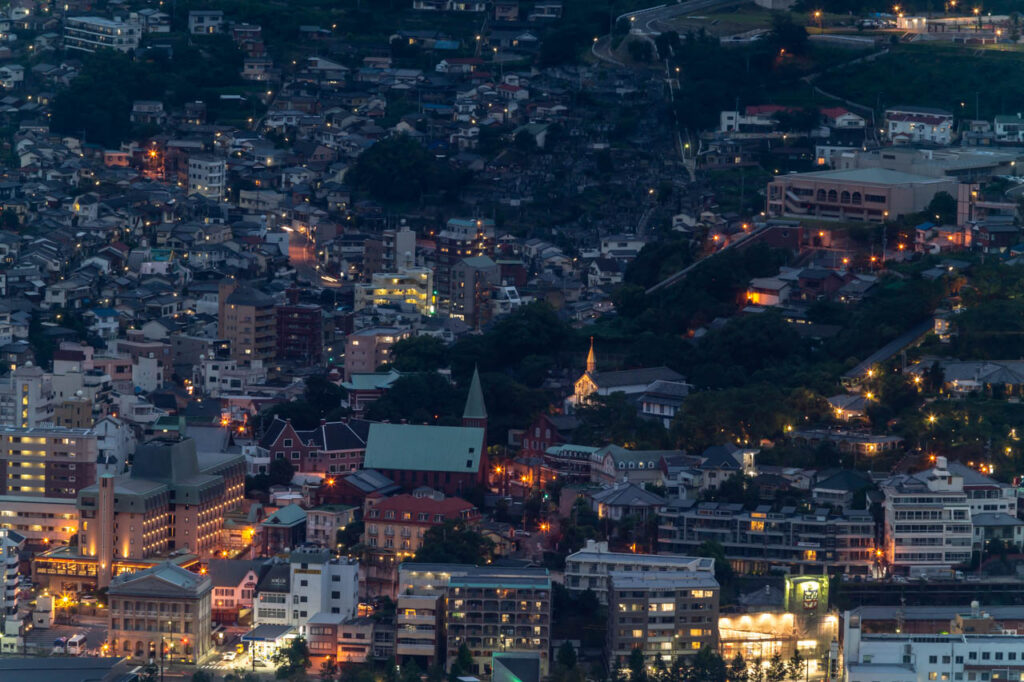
[[557, 641, 578, 670], [451, 642, 474, 677], [628, 648, 648, 682], [514, 130, 538, 153], [412, 521, 495, 565], [303, 375, 346, 415], [627, 39, 654, 63], [192, 673, 214, 682], [766, 652, 787, 682], [768, 13, 809, 55], [692, 647, 727, 682], [787, 649, 805, 682], [272, 636, 310, 680], [349, 134, 465, 203], [269, 457, 296, 487], [390, 335, 448, 372], [729, 653, 748, 682], [927, 191, 956, 224], [320, 656, 339, 682]]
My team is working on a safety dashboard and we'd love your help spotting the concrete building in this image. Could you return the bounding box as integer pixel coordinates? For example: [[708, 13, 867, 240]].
[[252, 549, 359, 631], [606, 571, 720, 669], [843, 605, 1024, 682], [0, 425, 98, 499], [0, 529, 21, 616], [305, 505, 357, 547], [362, 489, 479, 558], [276, 303, 323, 363], [445, 566, 551, 677], [880, 457, 973, 577], [435, 218, 495, 315], [188, 10, 224, 34], [564, 539, 715, 604], [450, 256, 499, 327], [658, 500, 876, 574], [218, 282, 277, 366], [64, 16, 142, 53], [186, 156, 226, 201], [0, 495, 77, 544], [354, 267, 435, 315], [76, 438, 245, 586], [766, 168, 958, 222], [343, 328, 409, 381], [107, 562, 213, 664], [0, 364, 54, 428], [884, 106, 955, 145]]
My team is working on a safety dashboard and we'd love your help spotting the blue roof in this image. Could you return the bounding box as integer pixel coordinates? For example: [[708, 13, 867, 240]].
[[434, 40, 460, 50], [90, 308, 119, 317], [915, 221, 935, 231]]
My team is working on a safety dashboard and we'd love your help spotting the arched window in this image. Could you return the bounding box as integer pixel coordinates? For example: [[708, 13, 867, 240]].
[[852, 192, 862, 205], [816, 189, 826, 201], [827, 189, 838, 202], [840, 191, 851, 204]]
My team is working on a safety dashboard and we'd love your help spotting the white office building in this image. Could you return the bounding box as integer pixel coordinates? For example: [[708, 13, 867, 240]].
[[564, 539, 715, 604], [254, 550, 358, 633], [880, 457, 973, 577]]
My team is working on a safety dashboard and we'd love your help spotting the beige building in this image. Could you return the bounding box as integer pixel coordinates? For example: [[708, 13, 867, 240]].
[[0, 425, 99, 499], [343, 327, 409, 381], [766, 168, 958, 222], [218, 281, 277, 366], [354, 267, 434, 315], [0, 495, 78, 544], [606, 571, 720, 669], [107, 562, 213, 664]]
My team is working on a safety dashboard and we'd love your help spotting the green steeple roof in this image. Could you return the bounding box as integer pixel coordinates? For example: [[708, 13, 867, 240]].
[[463, 365, 487, 420]]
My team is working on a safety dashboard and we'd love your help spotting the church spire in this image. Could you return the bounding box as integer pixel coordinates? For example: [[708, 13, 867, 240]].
[[586, 336, 596, 375], [462, 365, 487, 421]]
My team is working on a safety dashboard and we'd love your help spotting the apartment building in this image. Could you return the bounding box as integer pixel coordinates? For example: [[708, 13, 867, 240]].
[[64, 16, 142, 53], [354, 267, 435, 315], [435, 218, 495, 314], [252, 549, 359, 631], [0, 495, 77, 544], [843, 606, 1024, 682], [658, 500, 877, 574], [186, 156, 226, 200], [218, 281, 277, 366], [564, 539, 715, 604], [343, 327, 410, 381], [0, 528, 21, 616], [0, 425, 99, 498], [0, 364, 54, 428], [276, 303, 324, 363], [606, 571, 720, 670], [107, 562, 213, 664], [880, 457, 973, 577], [305, 505, 357, 547], [445, 567, 552, 677], [363, 489, 479, 557]]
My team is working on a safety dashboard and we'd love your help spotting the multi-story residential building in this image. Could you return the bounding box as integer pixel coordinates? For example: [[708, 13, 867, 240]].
[[187, 156, 226, 200], [880, 457, 973, 577], [188, 10, 224, 34], [0, 425, 99, 498], [0, 364, 54, 428], [658, 500, 877, 574], [305, 505, 357, 547], [276, 303, 324, 363], [354, 267, 435, 315], [606, 571, 720, 669], [843, 605, 1024, 682], [396, 563, 455, 664], [252, 550, 359, 631], [0, 529, 21, 616], [362, 489, 479, 558], [74, 438, 245, 587], [564, 540, 715, 604], [343, 327, 410, 381], [0, 495, 77, 544], [259, 504, 307, 555], [257, 417, 370, 475], [450, 256, 499, 328], [64, 16, 142, 53], [107, 562, 213, 664], [218, 281, 277, 366], [445, 566, 551, 677], [435, 218, 494, 314]]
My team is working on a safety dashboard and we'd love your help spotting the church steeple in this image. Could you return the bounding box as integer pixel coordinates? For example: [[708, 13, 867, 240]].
[[463, 365, 487, 422], [586, 336, 596, 375]]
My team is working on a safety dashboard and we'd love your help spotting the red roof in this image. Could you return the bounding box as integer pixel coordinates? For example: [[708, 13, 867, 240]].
[[745, 104, 793, 116], [820, 106, 852, 119], [367, 493, 477, 524], [887, 113, 949, 125]]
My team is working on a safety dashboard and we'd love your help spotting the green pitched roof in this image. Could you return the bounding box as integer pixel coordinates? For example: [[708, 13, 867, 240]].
[[463, 366, 487, 420], [363, 423, 485, 472]]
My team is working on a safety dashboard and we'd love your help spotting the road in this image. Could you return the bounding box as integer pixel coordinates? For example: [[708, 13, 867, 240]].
[[592, 0, 737, 65]]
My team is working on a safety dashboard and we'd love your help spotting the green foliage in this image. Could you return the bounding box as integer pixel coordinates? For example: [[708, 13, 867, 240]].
[[766, 652, 787, 682], [260, 374, 347, 430], [389, 335, 448, 372], [450, 642, 474, 677], [337, 520, 364, 551], [927, 191, 957, 225], [349, 134, 467, 203], [365, 372, 463, 425], [695, 541, 736, 601], [627, 38, 654, 63], [272, 636, 310, 680], [575, 392, 670, 448], [411, 520, 495, 565], [557, 641, 578, 670], [628, 648, 648, 682], [767, 13, 809, 55], [729, 653, 749, 682]]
